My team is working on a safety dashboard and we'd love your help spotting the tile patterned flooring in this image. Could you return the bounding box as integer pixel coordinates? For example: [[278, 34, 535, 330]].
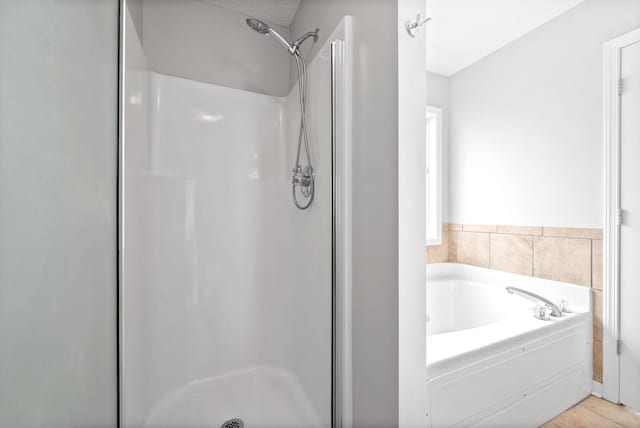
[[542, 396, 640, 428]]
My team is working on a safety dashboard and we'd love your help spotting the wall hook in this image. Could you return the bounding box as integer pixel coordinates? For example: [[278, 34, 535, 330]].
[[405, 13, 431, 38]]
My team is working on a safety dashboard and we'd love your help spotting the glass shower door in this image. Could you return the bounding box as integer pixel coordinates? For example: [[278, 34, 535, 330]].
[[0, 1, 119, 426], [120, 3, 355, 427]]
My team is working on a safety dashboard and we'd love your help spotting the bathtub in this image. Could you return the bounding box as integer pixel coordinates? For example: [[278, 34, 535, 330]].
[[426, 263, 592, 428]]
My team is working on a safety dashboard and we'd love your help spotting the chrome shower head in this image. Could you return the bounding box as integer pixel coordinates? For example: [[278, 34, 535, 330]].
[[246, 18, 269, 35], [246, 18, 295, 54]]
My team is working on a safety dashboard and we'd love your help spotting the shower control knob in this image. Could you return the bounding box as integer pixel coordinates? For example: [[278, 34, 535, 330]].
[[292, 170, 312, 187]]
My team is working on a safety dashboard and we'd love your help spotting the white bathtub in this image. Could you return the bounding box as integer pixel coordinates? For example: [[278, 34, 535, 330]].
[[426, 263, 592, 428]]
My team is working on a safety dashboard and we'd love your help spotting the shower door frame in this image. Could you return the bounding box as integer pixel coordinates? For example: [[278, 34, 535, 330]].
[[117, 2, 353, 426], [330, 20, 354, 426], [117, 0, 124, 425]]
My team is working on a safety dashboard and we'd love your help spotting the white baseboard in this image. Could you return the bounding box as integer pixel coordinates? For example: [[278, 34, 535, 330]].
[[592, 381, 603, 398]]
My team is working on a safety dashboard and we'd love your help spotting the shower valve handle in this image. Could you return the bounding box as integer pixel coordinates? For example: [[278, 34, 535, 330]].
[[292, 174, 312, 187], [292, 168, 312, 187]]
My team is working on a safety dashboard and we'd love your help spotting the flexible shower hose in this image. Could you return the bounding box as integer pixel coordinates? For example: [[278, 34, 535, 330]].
[[292, 51, 314, 210]]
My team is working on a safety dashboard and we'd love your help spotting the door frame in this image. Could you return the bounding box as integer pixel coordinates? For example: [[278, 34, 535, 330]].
[[603, 27, 640, 404]]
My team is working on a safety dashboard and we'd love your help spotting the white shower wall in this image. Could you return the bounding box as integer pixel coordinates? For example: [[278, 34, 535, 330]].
[[123, 10, 335, 427]]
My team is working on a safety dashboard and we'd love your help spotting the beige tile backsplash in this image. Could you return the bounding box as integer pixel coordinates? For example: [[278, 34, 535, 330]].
[[490, 233, 534, 276], [533, 236, 592, 286], [447, 231, 458, 264], [457, 231, 491, 267], [592, 240, 603, 291], [542, 227, 603, 240], [593, 339, 603, 383], [462, 224, 498, 233], [426, 224, 603, 287], [497, 225, 543, 236], [425, 226, 449, 264], [426, 223, 604, 382], [593, 290, 603, 342], [593, 289, 604, 383]]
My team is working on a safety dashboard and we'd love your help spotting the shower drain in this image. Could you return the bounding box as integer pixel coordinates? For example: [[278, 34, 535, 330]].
[[221, 418, 244, 428]]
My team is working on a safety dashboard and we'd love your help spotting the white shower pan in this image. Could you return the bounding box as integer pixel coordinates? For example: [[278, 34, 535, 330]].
[[144, 366, 321, 428]]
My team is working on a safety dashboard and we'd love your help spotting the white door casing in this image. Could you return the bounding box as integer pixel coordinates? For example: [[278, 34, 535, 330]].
[[619, 38, 640, 412], [603, 28, 640, 409]]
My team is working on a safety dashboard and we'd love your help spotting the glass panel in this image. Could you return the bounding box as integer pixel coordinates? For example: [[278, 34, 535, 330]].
[[0, 1, 119, 426]]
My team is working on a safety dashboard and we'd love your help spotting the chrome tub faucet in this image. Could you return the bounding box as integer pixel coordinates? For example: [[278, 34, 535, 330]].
[[506, 286, 564, 319]]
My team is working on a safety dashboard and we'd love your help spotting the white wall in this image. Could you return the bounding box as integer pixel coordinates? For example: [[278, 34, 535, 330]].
[[426, 71, 450, 109], [291, 1, 400, 426], [127, 0, 143, 42], [0, 0, 118, 425], [398, 0, 428, 427], [448, 0, 640, 228], [142, 0, 291, 96], [426, 71, 451, 222]]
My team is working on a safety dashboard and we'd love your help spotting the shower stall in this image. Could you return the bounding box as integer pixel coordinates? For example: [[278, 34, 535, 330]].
[[121, 1, 352, 427], [0, 0, 351, 427]]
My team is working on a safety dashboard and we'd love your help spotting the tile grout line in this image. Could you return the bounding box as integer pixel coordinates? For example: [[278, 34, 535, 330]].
[[529, 232, 534, 277], [489, 231, 498, 269]]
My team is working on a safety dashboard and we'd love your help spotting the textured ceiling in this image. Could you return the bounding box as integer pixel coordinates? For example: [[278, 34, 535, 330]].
[[201, 0, 301, 27]]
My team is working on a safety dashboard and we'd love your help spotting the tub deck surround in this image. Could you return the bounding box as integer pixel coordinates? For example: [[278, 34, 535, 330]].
[[426, 263, 592, 427], [428, 312, 588, 379], [426, 223, 604, 383], [427, 263, 592, 311]]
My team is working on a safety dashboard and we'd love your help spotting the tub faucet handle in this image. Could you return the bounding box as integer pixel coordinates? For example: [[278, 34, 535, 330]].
[[556, 299, 571, 313], [533, 304, 552, 321]]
